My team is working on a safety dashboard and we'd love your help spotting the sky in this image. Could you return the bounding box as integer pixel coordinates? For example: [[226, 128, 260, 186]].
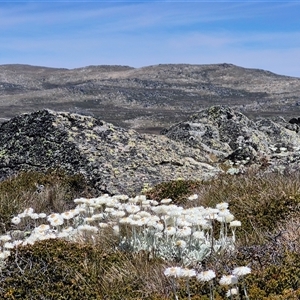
[[1, 0, 300, 77]]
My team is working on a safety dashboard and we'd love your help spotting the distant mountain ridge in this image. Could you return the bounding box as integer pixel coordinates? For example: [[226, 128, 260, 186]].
[[0, 63, 300, 133]]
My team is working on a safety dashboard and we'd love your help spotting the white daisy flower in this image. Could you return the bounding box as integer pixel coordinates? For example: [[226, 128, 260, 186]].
[[165, 226, 176, 236], [61, 211, 76, 220], [196, 270, 216, 282], [188, 194, 198, 201], [124, 204, 140, 214], [175, 240, 187, 249], [77, 224, 98, 233], [177, 226, 192, 237], [216, 202, 229, 210], [3, 242, 14, 249], [164, 266, 183, 278], [232, 266, 251, 276], [49, 216, 64, 227], [160, 198, 172, 204], [38, 213, 47, 218], [219, 274, 238, 286], [180, 268, 197, 278], [0, 250, 11, 260], [0, 235, 11, 242], [230, 220, 242, 227], [23, 207, 34, 217], [11, 216, 21, 225], [226, 287, 239, 297]]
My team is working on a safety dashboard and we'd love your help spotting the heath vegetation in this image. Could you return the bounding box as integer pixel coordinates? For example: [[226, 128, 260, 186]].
[[0, 169, 299, 299]]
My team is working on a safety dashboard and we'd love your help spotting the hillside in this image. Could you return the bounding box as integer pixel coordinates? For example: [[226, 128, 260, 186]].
[[1, 63, 300, 133]]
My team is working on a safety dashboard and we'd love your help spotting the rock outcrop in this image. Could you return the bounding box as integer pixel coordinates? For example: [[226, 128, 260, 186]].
[[0, 106, 299, 195], [0, 110, 218, 195], [162, 105, 300, 172]]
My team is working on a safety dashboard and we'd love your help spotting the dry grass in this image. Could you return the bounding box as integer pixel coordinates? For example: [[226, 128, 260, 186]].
[[0, 169, 299, 299], [0, 170, 93, 234]]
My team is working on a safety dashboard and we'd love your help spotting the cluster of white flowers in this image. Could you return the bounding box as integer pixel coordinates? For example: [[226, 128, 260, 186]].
[[164, 265, 251, 299], [0, 194, 241, 271]]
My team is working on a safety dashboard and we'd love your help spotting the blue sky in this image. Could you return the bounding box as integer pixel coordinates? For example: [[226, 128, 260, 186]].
[[1, 1, 300, 77]]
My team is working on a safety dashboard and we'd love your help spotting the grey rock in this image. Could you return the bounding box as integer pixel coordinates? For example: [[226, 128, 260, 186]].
[[162, 105, 300, 172], [1, 106, 300, 197], [0, 109, 219, 195], [162, 105, 268, 162]]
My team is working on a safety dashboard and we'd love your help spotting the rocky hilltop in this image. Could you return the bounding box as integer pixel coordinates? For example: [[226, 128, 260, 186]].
[[1, 63, 300, 132], [0, 106, 299, 195], [0, 109, 218, 195]]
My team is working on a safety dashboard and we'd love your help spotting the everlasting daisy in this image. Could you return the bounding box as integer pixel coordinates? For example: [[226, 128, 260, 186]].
[[47, 213, 61, 222], [124, 204, 140, 214], [180, 268, 197, 278], [91, 213, 104, 221], [0, 235, 11, 242], [112, 225, 120, 236], [232, 266, 251, 276], [192, 230, 205, 240], [187, 194, 198, 201], [196, 270, 216, 282], [77, 224, 98, 233], [23, 207, 34, 217], [224, 213, 235, 223], [151, 205, 169, 215], [226, 287, 239, 298], [38, 213, 47, 218], [229, 220, 242, 227], [216, 202, 229, 210], [98, 222, 109, 228], [111, 210, 126, 218], [61, 211, 76, 220], [49, 216, 64, 227], [30, 213, 40, 220], [11, 216, 21, 225], [84, 217, 94, 223], [175, 240, 187, 249], [35, 224, 50, 233], [164, 266, 182, 278], [177, 226, 192, 237], [73, 197, 88, 204], [119, 217, 132, 225], [160, 198, 172, 204], [112, 194, 129, 202], [219, 274, 238, 286], [3, 242, 14, 249], [165, 226, 176, 236], [104, 207, 116, 213], [0, 250, 11, 260]]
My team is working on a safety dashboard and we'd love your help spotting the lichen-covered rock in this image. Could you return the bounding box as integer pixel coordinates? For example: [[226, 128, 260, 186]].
[[1, 106, 299, 195], [0, 110, 219, 195], [162, 105, 300, 172], [162, 105, 269, 162]]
